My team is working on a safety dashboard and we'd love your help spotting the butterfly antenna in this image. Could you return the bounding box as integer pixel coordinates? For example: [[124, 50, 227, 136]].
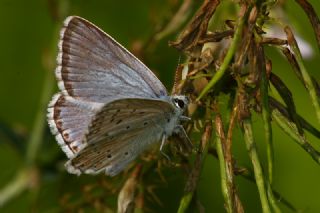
[[172, 55, 182, 95]]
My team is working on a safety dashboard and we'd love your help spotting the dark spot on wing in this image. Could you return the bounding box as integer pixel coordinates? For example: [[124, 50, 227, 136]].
[[126, 126, 130, 129], [159, 90, 166, 96], [167, 118, 170, 123], [116, 119, 122, 124], [124, 152, 128, 156], [72, 145, 79, 152], [107, 154, 112, 158], [143, 122, 148, 126], [94, 148, 101, 154], [63, 132, 69, 140], [56, 120, 63, 129]]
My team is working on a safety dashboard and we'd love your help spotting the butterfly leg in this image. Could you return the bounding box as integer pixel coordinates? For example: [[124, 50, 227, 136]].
[[180, 116, 191, 122], [160, 135, 171, 161], [174, 125, 193, 152]]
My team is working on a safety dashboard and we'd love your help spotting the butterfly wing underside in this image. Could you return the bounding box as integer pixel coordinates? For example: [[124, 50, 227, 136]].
[[66, 98, 176, 176], [48, 16, 169, 159], [57, 16, 167, 103]]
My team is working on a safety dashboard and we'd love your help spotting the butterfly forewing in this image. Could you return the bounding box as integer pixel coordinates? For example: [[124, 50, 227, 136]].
[[66, 98, 176, 176], [57, 16, 167, 103]]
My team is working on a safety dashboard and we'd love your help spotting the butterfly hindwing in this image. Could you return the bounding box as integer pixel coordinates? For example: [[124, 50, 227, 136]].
[[47, 93, 104, 158], [86, 98, 175, 143], [65, 98, 177, 176]]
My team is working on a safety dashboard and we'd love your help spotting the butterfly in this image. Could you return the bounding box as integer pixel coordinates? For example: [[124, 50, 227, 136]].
[[47, 16, 191, 176]]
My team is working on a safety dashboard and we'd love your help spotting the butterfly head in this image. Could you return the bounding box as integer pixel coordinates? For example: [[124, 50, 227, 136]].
[[171, 95, 189, 112]]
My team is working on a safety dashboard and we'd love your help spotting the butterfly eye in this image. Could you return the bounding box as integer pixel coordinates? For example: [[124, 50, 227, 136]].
[[174, 98, 185, 109]]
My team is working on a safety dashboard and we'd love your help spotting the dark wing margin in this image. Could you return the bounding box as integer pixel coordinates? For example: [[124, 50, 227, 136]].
[[56, 16, 167, 103], [47, 93, 104, 158]]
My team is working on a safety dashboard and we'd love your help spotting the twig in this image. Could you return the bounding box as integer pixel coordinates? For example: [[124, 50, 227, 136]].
[[260, 37, 287, 45], [169, 0, 221, 52], [197, 30, 234, 44]]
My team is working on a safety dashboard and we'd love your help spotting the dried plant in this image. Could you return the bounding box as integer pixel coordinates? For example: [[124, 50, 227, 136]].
[[168, 0, 320, 212]]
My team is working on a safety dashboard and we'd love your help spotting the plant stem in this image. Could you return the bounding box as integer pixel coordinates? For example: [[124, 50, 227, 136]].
[[197, 7, 249, 101], [285, 26, 320, 125], [177, 122, 212, 213], [26, 69, 55, 165], [294, 0, 320, 52], [215, 115, 233, 213], [259, 47, 274, 184], [267, 183, 282, 213], [0, 170, 29, 206], [242, 119, 271, 213], [272, 108, 320, 164]]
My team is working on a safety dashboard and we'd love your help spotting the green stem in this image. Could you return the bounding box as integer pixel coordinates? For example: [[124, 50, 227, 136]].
[[196, 8, 248, 101], [242, 119, 271, 213], [0, 170, 30, 206], [260, 59, 274, 184], [26, 69, 55, 165], [260, 59, 280, 212], [177, 122, 212, 213], [272, 108, 320, 164], [267, 184, 282, 213], [177, 193, 193, 213], [215, 125, 233, 213], [285, 26, 320, 125]]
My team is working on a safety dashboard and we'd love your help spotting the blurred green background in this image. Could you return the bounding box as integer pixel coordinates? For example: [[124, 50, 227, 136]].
[[0, 0, 320, 212]]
